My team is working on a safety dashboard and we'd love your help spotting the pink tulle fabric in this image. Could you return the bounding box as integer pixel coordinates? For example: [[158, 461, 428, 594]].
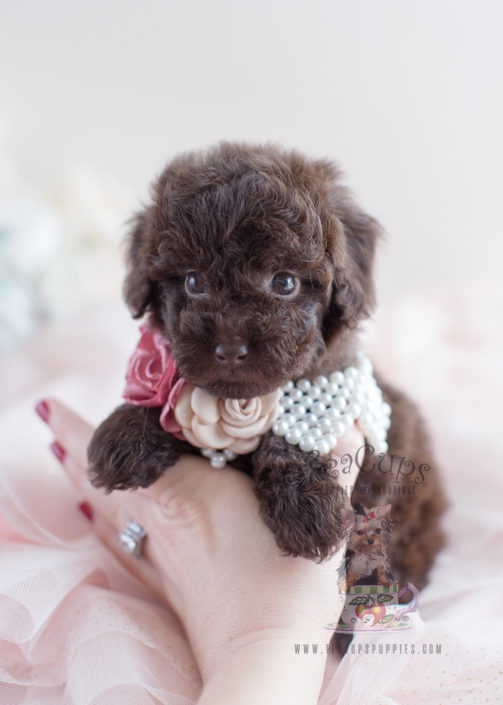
[[1, 281, 502, 703]]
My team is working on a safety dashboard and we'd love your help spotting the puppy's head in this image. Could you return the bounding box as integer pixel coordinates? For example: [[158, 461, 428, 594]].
[[124, 142, 381, 399], [348, 504, 393, 554]]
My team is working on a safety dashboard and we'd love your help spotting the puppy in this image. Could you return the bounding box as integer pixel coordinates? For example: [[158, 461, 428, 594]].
[[346, 504, 395, 588], [88, 142, 446, 587]]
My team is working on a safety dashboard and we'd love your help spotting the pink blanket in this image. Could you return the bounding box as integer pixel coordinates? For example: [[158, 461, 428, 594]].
[[1, 283, 502, 704]]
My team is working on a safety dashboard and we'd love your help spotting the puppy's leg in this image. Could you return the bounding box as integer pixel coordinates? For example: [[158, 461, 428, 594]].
[[252, 433, 349, 561], [88, 404, 186, 490]]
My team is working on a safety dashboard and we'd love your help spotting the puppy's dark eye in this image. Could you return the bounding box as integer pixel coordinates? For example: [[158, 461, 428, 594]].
[[374, 528, 381, 534], [271, 272, 298, 296], [185, 271, 207, 296], [357, 530, 364, 536]]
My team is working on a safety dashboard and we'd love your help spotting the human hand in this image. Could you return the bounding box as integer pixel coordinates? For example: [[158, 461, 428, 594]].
[[38, 398, 364, 704]]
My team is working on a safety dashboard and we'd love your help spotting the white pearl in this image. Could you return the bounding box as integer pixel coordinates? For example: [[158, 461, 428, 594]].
[[316, 439, 330, 455], [360, 411, 370, 425], [297, 378, 312, 392], [329, 371, 344, 385], [357, 357, 373, 375], [290, 388, 304, 402], [346, 402, 361, 418], [332, 397, 346, 411], [324, 433, 337, 449], [311, 427, 323, 439], [309, 385, 321, 400], [282, 380, 294, 391], [302, 394, 313, 408], [305, 413, 318, 426], [344, 377, 355, 391], [344, 365, 359, 380], [277, 405, 285, 416], [327, 406, 341, 419], [314, 375, 329, 389], [291, 403, 306, 418], [285, 428, 302, 445], [382, 402, 392, 417], [299, 435, 316, 452], [340, 386, 352, 399], [383, 416, 391, 429], [281, 396, 294, 409], [282, 413, 296, 427], [295, 420, 310, 434], [332, 421, 345, 437], [320, 392, 333, 406], [210, 453, 227, 468], [340, 414, 353, 430], [320, 416, 334, 431], [201, 448, 214, 458], [353, 391, 365, 406], [273, 420, 290, 436], [326, 382, 339, 396], [311, 401, 326, 416], [223, 448, 237, 460]]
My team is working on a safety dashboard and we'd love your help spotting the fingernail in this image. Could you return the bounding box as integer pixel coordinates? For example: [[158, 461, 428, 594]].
[[35, 400, 50, 424], [78, 501, 93, 522], [50, 440, 66, 462]]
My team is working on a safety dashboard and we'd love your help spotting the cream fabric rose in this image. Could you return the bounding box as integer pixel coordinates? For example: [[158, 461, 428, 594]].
[[174, 384, 282, 453]]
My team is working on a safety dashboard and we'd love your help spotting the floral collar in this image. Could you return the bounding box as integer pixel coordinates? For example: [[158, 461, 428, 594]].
[[123, 322, 391, 468], [123, 322, 281, 455]]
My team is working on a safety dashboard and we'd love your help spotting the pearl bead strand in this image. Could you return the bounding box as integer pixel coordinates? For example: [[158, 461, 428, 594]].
[[199, 353, 390, 467], [272, 353, 390, 455], [201, 447, 238, 469]]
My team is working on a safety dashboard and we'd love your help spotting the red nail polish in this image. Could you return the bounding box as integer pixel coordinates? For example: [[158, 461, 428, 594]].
[[50, 440, 66, 462], [35, 400, 50, 423], [78, 501, 93, 521]]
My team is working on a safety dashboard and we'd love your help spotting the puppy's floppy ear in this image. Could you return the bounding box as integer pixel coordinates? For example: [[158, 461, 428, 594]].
[[321, 174, 383, 339], [123, 210, 155, 319]]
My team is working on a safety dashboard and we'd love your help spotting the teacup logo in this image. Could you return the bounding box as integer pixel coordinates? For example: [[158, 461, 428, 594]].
[[327, 503, 420, 632]]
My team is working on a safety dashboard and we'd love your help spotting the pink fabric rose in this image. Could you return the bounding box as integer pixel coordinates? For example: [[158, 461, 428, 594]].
[[123, 323, 186, 435], [173, 384, 282, 453]]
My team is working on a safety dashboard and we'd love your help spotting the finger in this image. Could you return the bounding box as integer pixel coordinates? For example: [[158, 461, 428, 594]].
[[137, 453, 233, 502], [43, 399, 159, 532], [45, 398, 94, 467], [90, 508, 167, 601], [55, 436, 202, 586]]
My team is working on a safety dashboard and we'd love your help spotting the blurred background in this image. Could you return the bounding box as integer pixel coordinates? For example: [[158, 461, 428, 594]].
[[0, 0, 502, 409]]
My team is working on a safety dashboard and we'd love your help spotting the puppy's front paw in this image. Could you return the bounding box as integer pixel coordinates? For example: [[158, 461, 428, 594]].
[[87, 404, 180, 491], [253, 434, 348, 561]]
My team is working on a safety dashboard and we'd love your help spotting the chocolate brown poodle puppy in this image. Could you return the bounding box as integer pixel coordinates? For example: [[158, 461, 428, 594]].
[[88, 142, 446, 588]]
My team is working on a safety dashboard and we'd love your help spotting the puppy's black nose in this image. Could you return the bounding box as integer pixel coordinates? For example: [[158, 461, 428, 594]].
[[215, 342, 249, 367], [368, 539, 374, 545]]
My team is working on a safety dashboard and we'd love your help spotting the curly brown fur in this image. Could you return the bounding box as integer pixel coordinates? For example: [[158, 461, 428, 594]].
[[253, 432, 351, 561], [88, 142, 446, 588], [88, 404, 193, 490]]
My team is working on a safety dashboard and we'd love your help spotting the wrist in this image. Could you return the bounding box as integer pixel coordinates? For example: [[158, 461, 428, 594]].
[[198, 628, 328, 705]]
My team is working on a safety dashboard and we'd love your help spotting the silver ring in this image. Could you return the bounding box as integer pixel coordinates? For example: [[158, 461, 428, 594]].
[[118, 520, 147, 557]]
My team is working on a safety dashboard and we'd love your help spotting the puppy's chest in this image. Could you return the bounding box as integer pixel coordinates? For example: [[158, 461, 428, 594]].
[[349, 552, 388, 574]]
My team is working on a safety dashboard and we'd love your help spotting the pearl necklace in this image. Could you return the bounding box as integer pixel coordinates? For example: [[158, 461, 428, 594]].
[[272, 353, 390, 454], [201, 353, 390, 468]]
